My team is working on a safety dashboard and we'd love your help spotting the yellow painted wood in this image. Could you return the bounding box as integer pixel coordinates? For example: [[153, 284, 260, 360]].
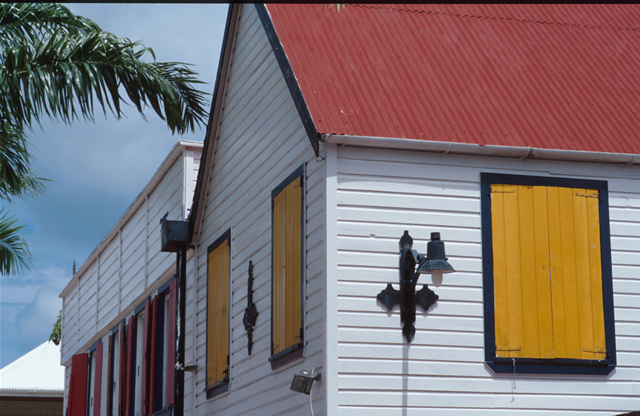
[[272, 176, 303, 355], [286, 179, 302, 347], [532, 186, 553, 359], [206, 250, 216, 385], [491, 184, 606, 361], [518, 185, 541, 359], [586, 191, 606, 360], [492, 184, 523, 358], [558, 186, 581, 358], [206, 240, 229, 386], [272, 193, 285, 354], [548, 186, 567, 358], [491, 185, 509, 356]]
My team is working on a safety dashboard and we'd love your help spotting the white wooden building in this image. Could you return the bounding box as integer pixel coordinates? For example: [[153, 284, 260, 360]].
[[63, 4, 640, 416], [60, 140, 202, 416], [186, 4, 640, 416]]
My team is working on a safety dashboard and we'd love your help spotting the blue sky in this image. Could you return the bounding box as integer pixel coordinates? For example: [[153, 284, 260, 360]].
[[0, 4, 229, 367]]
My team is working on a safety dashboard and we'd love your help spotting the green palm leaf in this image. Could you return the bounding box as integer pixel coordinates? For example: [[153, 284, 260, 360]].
[[0, 3, 212, 274], [0, 120, 46, 201], [0, 210, 33, 275], [0, 3, 209, 134]]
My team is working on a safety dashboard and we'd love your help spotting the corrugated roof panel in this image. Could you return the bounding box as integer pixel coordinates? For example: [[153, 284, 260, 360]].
[[0, 342, 64, 392], [266, 4, 640, 154]]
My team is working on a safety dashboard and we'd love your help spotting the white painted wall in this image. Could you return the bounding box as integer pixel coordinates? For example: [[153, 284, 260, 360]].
[[191, 4, 326, 415], [332, 144, 640, 414]]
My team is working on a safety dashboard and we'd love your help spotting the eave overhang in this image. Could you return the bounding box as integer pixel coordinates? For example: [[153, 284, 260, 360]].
[[322, 134, 640, 166]]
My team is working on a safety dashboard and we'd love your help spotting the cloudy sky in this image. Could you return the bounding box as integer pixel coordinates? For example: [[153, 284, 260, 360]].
[[0, 4, 229, 367]]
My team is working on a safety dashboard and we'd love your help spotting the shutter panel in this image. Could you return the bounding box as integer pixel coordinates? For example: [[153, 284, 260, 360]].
[[285, 178, 302, 348], [106, 335, 113, 416], [550, 188, 606, 360], [94, 343, 103, 416], [216, 243, 229, 383], [68, 353, 89, 416], [125, 316, 134, 416], [148, 296, 158, 414], [492, 184, 606, 360], [272, 193, 285, 355], [272, 178, 303, 356], [141, 298, 151, 415], [206, 240, 229, 385], [119, 321, 125, 416], [166, 280, 176, 405]]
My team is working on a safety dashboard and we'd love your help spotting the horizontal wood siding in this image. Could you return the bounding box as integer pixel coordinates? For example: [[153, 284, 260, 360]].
[[334, 145, 640, 413], [192, 5, 325, 415], [61, 145, 202, 369]]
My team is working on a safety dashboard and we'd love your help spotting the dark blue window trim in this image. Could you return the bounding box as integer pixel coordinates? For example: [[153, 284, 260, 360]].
[[480, 173, 616, 375]]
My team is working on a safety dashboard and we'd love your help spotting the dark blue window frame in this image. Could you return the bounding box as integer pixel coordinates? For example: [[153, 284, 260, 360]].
[[480, 172, 616, 375]]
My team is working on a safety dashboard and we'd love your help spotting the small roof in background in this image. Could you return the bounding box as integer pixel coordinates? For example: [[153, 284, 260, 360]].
[[266, 4, 640, 154], [0, 341, 64, 396]]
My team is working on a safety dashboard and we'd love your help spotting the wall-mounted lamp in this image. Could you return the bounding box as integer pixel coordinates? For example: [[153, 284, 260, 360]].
[[290, 369, 321, 395], [377, 230, 455, 342]]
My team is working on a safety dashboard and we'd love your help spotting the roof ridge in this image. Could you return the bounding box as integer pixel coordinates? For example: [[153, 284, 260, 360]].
[[353, 4, 640, 34]]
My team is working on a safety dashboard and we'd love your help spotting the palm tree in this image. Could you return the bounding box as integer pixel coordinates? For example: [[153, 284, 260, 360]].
[[0, 3, 210, 274]]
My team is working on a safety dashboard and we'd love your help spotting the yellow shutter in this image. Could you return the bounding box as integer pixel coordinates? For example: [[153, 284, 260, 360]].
[[207, 240, 229, 386], [272, 177, 302, 355], [491, 184, 605, 360]]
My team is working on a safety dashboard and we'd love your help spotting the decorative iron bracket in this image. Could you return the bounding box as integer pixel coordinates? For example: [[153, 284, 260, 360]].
[[243, 260, 258, 355], [376, 231, 439, 342]]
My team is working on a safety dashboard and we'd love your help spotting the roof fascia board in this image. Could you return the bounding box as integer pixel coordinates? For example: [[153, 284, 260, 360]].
[[59, 140, 203, 298], [255, 4, 320, 157], [322, 134, 640, 166], [188, 3, 240, 245]]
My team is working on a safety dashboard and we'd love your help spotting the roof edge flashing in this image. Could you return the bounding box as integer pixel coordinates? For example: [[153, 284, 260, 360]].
[[321, 134, 640, 166]]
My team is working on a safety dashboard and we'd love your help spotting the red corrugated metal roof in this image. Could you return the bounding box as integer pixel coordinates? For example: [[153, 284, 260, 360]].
[[266, 4, 640, 154]]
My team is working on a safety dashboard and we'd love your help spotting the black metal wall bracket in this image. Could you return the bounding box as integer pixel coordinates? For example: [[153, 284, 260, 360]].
[[243, 260, 258, 355], [377, 231, 439, 342]]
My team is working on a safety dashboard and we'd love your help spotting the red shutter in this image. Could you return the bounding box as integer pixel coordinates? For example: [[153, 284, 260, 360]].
[[125, 316, 134, 416], [166, 279, 176, 405], [118, 321, 125, 416], [93, 343, 103, 416], [141, 298, 151, 415], [148, 296, 158, 413], [68, 353, 88, 416]]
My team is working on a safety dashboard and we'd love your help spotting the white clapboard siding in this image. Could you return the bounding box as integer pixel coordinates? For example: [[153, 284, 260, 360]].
[[60, 141, 202, 373], [333, 144, 640, 413], [192, 5, 326, 416]]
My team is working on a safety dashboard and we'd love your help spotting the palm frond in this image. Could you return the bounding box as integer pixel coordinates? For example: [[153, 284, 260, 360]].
[[0, 120, 47, 201], [0, 23, 209, 134], [0, 209, 33, 275], [0, 3, 100, 48]]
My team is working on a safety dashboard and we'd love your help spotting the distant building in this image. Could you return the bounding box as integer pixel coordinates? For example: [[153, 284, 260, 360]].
[[60, 140, 202, 416], [0, 341, 65, 416]]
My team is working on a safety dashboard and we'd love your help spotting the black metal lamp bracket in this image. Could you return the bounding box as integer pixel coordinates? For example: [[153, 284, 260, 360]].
[[243, 260, 258, 355], [376, 231, 439, 342]]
